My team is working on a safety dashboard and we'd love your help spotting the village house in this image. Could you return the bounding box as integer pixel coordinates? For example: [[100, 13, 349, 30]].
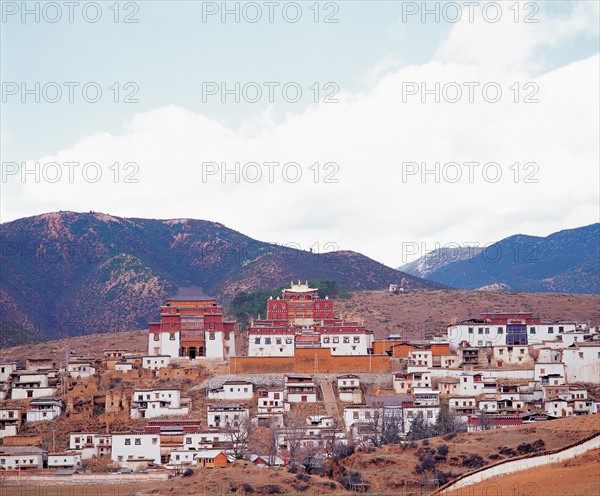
[[115, 362, 134, 373], [207, 403, 249, 429], [183, 431, 230, 450], [285, 375, 318, 403], [0, 446, 47, 469], [447, 313, 581, 350], [207, 381, 254, 401], [26, 398, 64, 422], [111, 433, 161, 467], [10, 370, 58, 400], [48, 452, 82, 469], [142, 355, 171, 370], [67, 360, 96, 379], [195, 450, 229, 468], [69, 432, 112, 459], [130, 389, 191, 419], [337, 374, 362, 402], [0, 408, 23, 439]]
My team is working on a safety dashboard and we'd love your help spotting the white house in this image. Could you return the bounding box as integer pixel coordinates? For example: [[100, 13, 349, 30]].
[[448, 316, 579, 350], [69, 433, 112, 459], [409, 349, 433, 367], [403, 404, 440, 433], [207, 404, 249, 429], [393, 368, 431, 394], [544, 399, 574, 418], [26, 398, 63, 422], [11, 371, 57, 399], [130, 389, 191, 419], [0, 408, 22, 439], [48, 452, 82, 468], [337, 374, 362, 402], [248, 329, 295, 357], [449, 397, 476, 416], [208, 381, 254, 401], [319, 328, 372, 356], [168, 449, 199, 467], [183, 432, 230, 450], [0, 363, 17, 382], [0, 446, 47, 469], [284, 375, 318, 403], [67, 361, 96, 379], [562, 345, 600, 384], [111, 433, 161, 467], [436, 378, 460, 396], [257, 389, 286, 414], [142, 355, 171, 370], [115, 362, 134, 373]]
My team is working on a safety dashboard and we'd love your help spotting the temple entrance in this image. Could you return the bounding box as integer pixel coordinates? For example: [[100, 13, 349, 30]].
[[189, 347, 197, 359]]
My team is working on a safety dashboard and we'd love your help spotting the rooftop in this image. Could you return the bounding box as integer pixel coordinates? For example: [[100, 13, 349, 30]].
[[168, 287, 214, 301]]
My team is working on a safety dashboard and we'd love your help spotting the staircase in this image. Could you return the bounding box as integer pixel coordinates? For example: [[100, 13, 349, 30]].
[[318, 377, 343, 426]]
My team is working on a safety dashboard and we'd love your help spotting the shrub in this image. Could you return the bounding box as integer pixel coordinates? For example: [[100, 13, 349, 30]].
[[290, 483, 309, 492], [462, 454, 484, 469], [182, 468, 193, 477], [437, 444, 449, 456], [488, 454, 501, 460], [532, 439, 546, 451], [242, 483, 254, 493], [444, 433, 456, 441], [422, 439, 430, 446], [264, 485, 282, 494]]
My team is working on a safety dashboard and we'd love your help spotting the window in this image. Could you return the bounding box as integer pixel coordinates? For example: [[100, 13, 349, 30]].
[[275, 338, 281, 345], [529, 327, 536, 334], [558, 326, 564, 333], [427, 410, 433, 418], [323, 337, 330, 343], [152, 438, 158, 445], [125, 438, 131, 445], [255, 338, 261, 345], [135, 438, 141, 445], [468, 327, 473, 334], [579, 352, 584, 359], [497, 327, 504, 333], [333, 337, 339, 343], [209, 333, 215, 340], [484, 328, 490, 334], [353, 411, 359, 419], [186, 438, 191, 444], [343, 337, 350, 344], [169, 334, 176, 340], [499, 349, 504, 355], [478, 328, 483, 334], [520, 349, 525, 354], [118, 456, 123, 461], [354, 336, 360, 343], [265, 338, 271, 345], [548, 327, 554, 334], [153, 334, 159, 341], [286, 338, 293, 344]]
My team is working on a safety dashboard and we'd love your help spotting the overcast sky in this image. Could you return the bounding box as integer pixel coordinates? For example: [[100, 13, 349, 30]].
[[1, 1, 599, 267]]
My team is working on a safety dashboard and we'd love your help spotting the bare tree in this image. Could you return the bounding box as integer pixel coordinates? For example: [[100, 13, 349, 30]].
[[365, 408, 403, 446], [298, 444, 323, 474], [476, 412, 497, 431], [281, 413, 307, 466], [224, 416, 254, 459]]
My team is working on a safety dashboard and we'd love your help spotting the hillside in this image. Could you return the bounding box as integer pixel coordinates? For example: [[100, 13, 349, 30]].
[[0, 211, 445, 346], [336, 290, 600, 340], [398, 224, 600, 294]]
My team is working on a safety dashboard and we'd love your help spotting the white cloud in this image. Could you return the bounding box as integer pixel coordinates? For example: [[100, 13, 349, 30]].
[[2, 4, 598, 268]]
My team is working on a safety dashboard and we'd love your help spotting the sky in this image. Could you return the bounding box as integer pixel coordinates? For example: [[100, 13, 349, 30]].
[[1, 1, 599, 267]]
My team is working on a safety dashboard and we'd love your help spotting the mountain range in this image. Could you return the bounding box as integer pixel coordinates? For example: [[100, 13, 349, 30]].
[[397, 224, 600, 294], [0, 211, 444, 344]]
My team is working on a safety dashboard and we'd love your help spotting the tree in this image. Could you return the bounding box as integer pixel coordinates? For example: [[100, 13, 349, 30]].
[[477, 412, 497, 431], [434, 405, 466, 436], [366, 408, 403, 446], [281, 414, 307, 466], [298, 444, 323, 474], [408, 411, 434, 440], [224, 417, 254, 459]]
